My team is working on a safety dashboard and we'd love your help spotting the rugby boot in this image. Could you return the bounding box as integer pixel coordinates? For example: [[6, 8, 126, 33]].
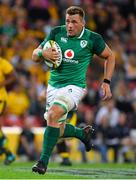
[[4, 153, 15, 165], [81, 125, 94, 152], [32, 160, 47, 174]]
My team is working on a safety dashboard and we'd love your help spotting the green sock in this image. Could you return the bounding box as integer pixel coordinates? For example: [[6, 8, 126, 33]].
[[62, 123, 85, 141], [40, 126, 60, 166]]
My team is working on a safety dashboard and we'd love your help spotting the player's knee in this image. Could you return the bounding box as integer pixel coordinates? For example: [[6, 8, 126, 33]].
[[47, 105, 65, 123], [47, 110, 56, 123]]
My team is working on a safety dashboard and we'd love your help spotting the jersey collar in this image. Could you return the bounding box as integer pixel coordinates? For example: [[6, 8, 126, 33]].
[[77, 27, 85, 39], [66, 27, 85, 39]]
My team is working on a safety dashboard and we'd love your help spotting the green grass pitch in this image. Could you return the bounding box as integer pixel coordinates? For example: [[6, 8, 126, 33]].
[[0, 161, 136, 179]]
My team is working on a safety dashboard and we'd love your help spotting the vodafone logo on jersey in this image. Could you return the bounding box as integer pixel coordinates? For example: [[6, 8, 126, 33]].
[[64, 49, 74, 59]]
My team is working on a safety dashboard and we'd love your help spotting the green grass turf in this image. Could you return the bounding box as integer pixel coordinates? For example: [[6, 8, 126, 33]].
[[0, 161, 136, 179]]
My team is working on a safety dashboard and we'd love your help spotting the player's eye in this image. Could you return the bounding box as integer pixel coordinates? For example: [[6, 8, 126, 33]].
[[66, 19, 70, 23], [71, 20, 78, 24]]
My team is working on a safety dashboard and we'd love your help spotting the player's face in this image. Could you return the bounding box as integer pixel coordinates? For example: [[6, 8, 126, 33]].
[[66, 14, 85, 37]]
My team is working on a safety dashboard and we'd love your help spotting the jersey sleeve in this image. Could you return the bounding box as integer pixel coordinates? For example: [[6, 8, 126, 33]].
[[40, 26, 61, 48], [1, 59, 14, 75], [92, 33, 106, 55]]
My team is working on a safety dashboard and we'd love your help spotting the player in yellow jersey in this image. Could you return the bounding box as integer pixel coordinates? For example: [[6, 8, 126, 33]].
[[0, 48, 16, 164]]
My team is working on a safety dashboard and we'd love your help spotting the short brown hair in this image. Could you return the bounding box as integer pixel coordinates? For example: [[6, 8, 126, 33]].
[[66, 6, 85, 19]]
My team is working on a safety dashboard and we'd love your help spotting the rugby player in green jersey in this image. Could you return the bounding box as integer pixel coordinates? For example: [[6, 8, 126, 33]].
[[32, 6, 115, 174]]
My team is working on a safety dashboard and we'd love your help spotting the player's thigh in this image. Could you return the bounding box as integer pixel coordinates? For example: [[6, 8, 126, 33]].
[[52, 85, 86, 119], [62, 85, 87, 109], [44, 85, 65, 122], [46, 84, 75, 114], [45, 85, 85, 123], [45, 84, 58, 112]]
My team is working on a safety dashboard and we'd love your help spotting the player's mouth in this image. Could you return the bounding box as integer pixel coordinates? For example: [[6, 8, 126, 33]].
[[68, 29, 74, 36], [68, 29, 72, 32]]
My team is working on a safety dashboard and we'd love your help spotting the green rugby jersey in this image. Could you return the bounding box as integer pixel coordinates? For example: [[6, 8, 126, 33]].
[[41, 25, 106, 88]]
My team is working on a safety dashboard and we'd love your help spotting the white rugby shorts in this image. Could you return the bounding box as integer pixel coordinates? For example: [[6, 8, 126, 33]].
[[44, 84, 86, 123]]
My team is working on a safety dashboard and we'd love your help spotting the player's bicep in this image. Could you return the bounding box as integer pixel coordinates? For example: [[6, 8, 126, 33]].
[[99, 44, 113, 59], [92, 33, 106, 55]]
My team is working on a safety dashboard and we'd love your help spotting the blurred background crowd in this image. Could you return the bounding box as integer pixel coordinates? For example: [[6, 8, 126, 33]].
[[0, 0, 136, 163]]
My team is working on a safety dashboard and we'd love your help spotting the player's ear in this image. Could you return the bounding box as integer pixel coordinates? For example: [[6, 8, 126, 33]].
[[82, 19, 85, 26]]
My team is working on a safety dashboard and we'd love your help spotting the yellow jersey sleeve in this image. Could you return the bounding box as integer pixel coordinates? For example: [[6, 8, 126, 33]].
[[0, 58, 14, 75], [0, 58, 14, 101]]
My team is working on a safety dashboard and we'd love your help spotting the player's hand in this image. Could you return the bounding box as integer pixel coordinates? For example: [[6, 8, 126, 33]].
[[100, 82, 112, 101], [42, 48, 60, 62]]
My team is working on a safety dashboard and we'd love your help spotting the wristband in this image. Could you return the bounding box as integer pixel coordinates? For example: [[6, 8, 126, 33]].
[[37, 50, 43, 58], [103, 79, 111, 84]]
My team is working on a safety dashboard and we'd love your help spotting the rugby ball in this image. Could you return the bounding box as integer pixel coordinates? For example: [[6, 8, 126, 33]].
[[43, 40, 62, 68]]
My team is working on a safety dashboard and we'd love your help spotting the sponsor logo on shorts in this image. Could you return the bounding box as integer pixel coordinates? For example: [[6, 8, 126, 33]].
[[68, 89, 72, 93]]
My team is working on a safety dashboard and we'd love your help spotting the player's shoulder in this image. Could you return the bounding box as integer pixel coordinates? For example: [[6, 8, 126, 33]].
[[0, 57, 9, 65], [84, 28, 103, 40], [0, 57, 13, 71], [0, 57, 6, 62]]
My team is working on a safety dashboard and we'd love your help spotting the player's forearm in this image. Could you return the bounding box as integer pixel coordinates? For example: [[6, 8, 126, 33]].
[[32, 48, 43, 63], [104, 52, 115, 81]]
